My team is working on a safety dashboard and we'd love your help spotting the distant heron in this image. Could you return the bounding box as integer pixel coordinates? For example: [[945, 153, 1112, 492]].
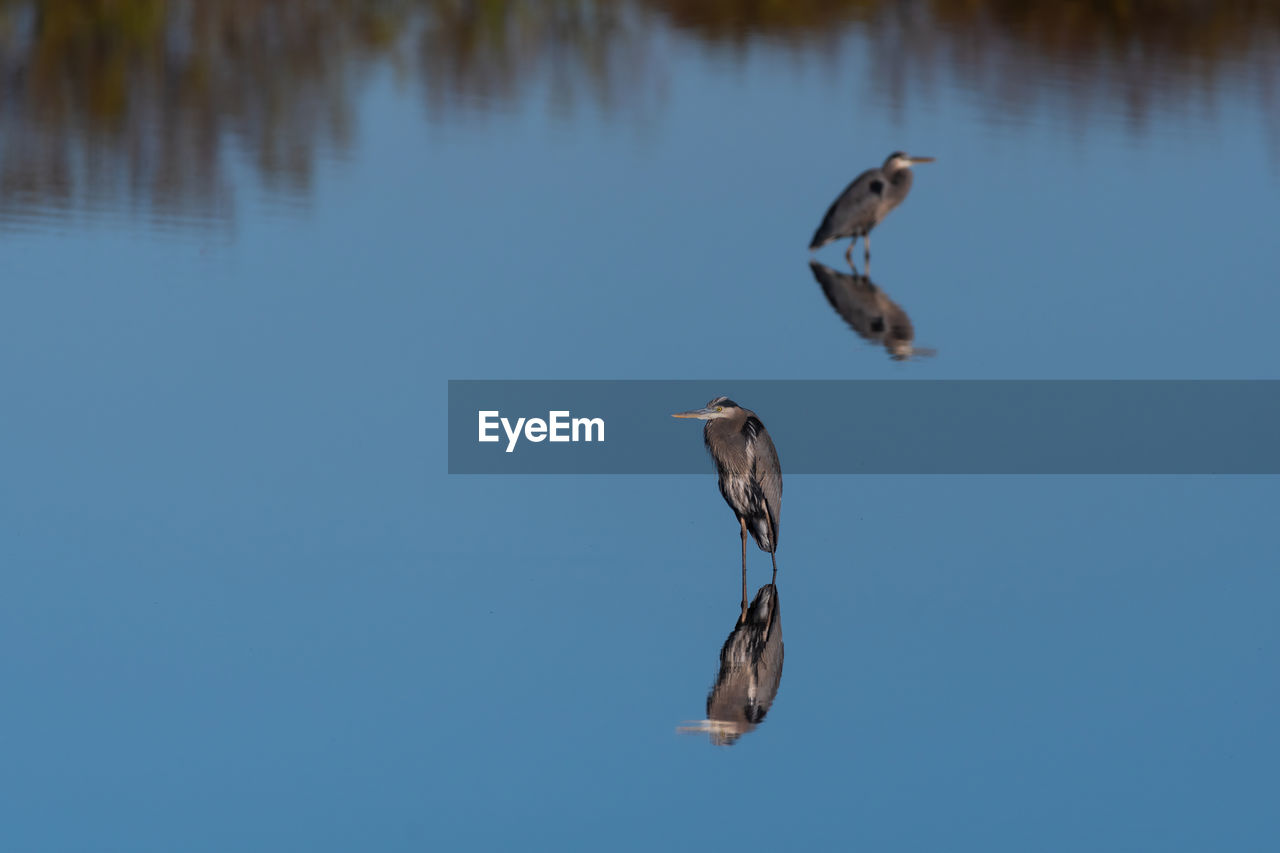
[[678, 582, 784, 746], [809, 151, 935, 268], [672, 397, 781, 619], [809, 259, 935, 361]]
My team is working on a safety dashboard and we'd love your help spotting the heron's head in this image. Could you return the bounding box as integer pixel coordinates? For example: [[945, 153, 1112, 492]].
[[884, 151, 935, 171], [671, 396, 739, 420]]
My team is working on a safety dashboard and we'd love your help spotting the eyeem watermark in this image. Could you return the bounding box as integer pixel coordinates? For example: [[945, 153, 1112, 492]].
[[451, 380, 1280, 473], [477, 410, 606, 453]]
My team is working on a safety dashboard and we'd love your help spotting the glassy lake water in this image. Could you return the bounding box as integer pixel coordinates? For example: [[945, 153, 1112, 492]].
[[2, 3, 1277, 851]]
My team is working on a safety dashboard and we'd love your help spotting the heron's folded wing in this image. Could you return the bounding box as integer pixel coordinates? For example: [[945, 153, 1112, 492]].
[[809, 168, 883, 248], [753, 428, 782, 546]]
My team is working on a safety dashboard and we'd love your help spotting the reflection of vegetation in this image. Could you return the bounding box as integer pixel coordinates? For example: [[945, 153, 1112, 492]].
[[426, 0, 1280, 128], [926, 0, 1280, 64], [27, 0, 166, 121], [419, 0, 650, 118], [645, 0, 882, 42], [886, 1, 1280, 127], [0, 0, 410, 225], [646, 0, 1280, 54], [646, 0, 1280, 125], [0, 0, 1276, 227]]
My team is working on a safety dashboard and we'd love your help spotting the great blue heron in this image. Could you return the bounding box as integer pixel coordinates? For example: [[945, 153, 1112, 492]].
[[672, 397, 782, 620], [809, 151, 935, 268], [809, 259, 936, 361], [678, 582, 784, 746]]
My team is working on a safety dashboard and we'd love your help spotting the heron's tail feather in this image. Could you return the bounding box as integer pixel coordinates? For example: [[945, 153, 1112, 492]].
[[749, 517, 776, 553]]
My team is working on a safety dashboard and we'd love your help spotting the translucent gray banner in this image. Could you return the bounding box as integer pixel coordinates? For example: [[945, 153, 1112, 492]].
[[447, 380, 1280, 474]]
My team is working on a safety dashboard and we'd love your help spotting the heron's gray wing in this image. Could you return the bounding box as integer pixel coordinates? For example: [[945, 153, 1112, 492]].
[[809, 260, 886, 343], [750, 426, 783, 547], [809, 167, 884, 248]]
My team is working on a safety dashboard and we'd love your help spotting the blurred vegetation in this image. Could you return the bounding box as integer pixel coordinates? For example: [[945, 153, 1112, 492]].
[[0, 0, 410, 223], [646, 0, 1280, 51], [645, 0, 1280, 128], [925, 0, 1280, 62], [0, 0, 1276, 225]]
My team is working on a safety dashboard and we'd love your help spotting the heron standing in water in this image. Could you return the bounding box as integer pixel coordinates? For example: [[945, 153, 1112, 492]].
[[673, 397, 782, 620], [809, 151, 935, 268]]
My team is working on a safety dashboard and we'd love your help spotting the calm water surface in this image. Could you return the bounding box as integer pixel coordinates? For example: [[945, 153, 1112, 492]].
[[1, 3, 1277, 851]]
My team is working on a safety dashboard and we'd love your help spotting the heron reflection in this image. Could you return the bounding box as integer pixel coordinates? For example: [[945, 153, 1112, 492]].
[[809, 260, 935, 362], [679, 582, 784, 746]]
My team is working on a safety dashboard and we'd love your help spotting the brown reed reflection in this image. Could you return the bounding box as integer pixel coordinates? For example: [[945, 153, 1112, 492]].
[[678, 582, 783, 746], [0, 0, 405, 227], [862, 1, 1280, 131], [1, 0, 1275, 227], [421, 0, 1280, 128], [418, 0, 654, 120], [809, 259, 934, 361]]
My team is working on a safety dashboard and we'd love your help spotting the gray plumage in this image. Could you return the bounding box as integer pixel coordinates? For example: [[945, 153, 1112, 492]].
[[678, 583, 784, 746], [704, 405, 781, 555], [672, 396, 782, 619], [809, 259, 935, 361], [809, 151, 934, 267]]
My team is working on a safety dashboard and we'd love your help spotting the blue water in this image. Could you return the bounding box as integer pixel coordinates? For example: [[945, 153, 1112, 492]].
[[1, 6, 1277, 851]]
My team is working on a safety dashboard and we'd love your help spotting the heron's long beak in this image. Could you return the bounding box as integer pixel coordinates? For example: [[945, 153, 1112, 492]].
[[672, 407, 715, 419], [909, 156, 935, 163]]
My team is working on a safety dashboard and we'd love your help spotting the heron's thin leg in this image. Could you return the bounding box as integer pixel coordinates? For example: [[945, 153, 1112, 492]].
[[739, 517, 749, 623], [844, 240, 855, 269], [770, 548, 777, 586], [864, 233, 872, 266]]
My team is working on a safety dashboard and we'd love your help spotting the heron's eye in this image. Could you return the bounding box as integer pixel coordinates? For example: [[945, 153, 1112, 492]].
[[715, 406, 723, 412]]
